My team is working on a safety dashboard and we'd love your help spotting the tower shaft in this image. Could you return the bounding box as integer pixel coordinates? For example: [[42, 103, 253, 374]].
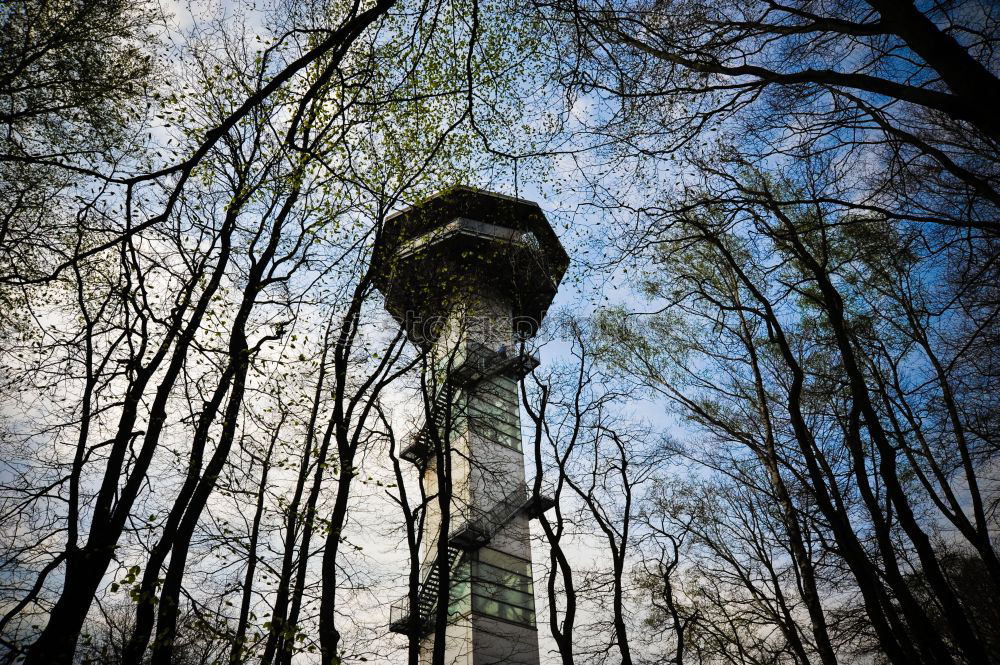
[[420, 289, 540, 665]]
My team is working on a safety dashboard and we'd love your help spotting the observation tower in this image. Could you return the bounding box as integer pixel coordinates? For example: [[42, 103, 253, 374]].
[[374, 186, 568, 665]]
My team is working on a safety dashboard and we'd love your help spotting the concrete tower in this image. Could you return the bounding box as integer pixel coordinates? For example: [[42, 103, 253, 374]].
[[374, 187, 568, 665]]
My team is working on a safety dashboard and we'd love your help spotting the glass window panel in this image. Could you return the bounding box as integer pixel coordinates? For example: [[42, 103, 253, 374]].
[[467, 424, 521, 451], [470, 388, 518, 410], [451, 578, 470, 599], [473, 579, 534, 610], [446, 560, 472, 617], [480, 376, 518, 398], [448, 592, 471, 617], [472, 594, 534, 626], [478, 549, 531, 576], [474, 561, 533, 595], [475, 418, 522, 440]]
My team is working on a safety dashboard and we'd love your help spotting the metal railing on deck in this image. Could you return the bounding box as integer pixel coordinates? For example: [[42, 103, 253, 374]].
[[448, 341, 539, 387], [398, 343, 539, 464], [449, 484, 553, 549], [388, 484, 554, 636]]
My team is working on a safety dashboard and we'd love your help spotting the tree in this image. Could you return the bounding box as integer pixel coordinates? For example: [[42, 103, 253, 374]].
[[595, 155, 1000, 663], [0, 0, 160, 334], [537, 0, 1000, 236], [523, 318, 666, 664], [0, 0, 493, 661]]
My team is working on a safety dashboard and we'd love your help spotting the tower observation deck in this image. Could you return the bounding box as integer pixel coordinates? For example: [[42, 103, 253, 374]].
[[373, 186, 568, 665]]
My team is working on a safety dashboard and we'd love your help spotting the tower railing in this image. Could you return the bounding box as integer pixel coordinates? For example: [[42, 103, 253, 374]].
[[448, 341, 539, 387], [398, 342, 539, 464], [449, 484, 554, 550], [387, 484, 554, 636], [399, 382, 454, 464], [389, 545, 463, 636]]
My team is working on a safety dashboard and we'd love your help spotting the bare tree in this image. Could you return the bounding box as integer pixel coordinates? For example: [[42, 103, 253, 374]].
[[536, 0, 999, 236], [595, 155, 1000, 663]]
